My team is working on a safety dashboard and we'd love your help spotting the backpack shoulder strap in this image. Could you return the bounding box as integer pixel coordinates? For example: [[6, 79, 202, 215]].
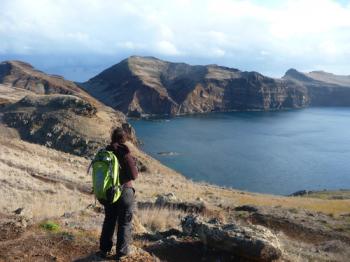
[[104, 150, 120, 185], [104, 150, 122, 203]]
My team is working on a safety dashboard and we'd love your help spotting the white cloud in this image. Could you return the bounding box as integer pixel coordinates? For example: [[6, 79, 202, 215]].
[[319, 40, 339, 56], [159, 24, 174, 39], [211, 48, 226, 57], [156, 40, 180, 56], [0, 0, 350, 75], [269, 0, 350, 38], [117, 41, 144, 50]]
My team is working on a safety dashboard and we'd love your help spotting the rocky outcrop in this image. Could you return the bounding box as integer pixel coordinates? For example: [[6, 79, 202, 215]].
[[232, 205, 350, 245], [0, 211, 32, 241], [1, 94, 131, 157], [82, 56, 309, 117], [137, 192, 207, 214], [283, 69, 350, 106], [0, 60, 137, 156], [181, 215, 282, 261]]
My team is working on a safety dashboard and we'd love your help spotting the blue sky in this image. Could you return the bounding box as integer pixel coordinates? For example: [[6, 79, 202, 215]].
[[0, 0, 350, 81]]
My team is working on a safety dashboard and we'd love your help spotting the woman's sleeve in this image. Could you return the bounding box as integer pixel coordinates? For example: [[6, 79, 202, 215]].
[[124, 153, 138, 180]]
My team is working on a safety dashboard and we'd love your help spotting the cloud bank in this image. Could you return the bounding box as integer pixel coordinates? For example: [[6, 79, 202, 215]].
[[1, 0, 350, 78]]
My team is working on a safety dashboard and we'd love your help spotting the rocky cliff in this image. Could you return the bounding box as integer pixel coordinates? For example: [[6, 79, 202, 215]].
[[0, 61, 136, 156], [1, 94, 128, 157], [82, 56, 309, 117], [283, 69, 350, 106]]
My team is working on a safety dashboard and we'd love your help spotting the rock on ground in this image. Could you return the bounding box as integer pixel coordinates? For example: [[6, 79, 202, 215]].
[[181, 215, 282, 262]]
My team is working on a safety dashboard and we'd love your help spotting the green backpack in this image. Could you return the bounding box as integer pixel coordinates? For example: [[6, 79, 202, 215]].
[[91, 149, 121, 204]]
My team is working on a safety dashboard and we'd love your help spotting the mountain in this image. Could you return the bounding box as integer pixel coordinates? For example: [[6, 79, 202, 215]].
[[82, 56, 309, 117], [0, 61, 135, 156], [283, 69, 350, 106]]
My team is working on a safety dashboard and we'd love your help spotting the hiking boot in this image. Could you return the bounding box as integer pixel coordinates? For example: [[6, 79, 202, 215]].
[[116, 245, 136, 261], [115, 253, 126, 261]]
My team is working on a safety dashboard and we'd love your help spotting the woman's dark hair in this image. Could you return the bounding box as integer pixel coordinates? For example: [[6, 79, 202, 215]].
[[111, 127, 127, 144]]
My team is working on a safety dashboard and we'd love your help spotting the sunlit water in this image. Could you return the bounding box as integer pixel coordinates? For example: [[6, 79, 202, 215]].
[[129, 108, 350, 195]]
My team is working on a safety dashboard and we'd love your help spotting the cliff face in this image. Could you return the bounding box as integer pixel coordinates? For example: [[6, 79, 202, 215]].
[[3, 95, 100, 156], [283, 69, 350, 106], [0, 60, 136, 156], [82, 56, 309, 117]]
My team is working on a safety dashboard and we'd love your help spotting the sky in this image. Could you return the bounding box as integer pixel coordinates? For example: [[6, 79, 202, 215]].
[[0, 0, 350, 81]]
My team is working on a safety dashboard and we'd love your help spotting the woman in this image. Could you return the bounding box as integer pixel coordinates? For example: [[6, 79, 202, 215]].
[[98, 127, 138, 260]]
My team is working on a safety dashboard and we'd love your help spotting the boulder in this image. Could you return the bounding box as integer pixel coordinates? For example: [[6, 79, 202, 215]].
[[181, 215, 282, 262]]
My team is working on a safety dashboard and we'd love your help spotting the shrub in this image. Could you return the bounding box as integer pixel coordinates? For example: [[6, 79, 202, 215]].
[[40, 221, 60, 232]]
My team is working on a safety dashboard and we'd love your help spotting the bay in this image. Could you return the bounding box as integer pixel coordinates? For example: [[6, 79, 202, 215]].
[[129, 108, 350, 195]]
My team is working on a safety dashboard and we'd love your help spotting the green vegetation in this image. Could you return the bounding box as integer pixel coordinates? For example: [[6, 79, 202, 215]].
[[40, 220, 60, 232]]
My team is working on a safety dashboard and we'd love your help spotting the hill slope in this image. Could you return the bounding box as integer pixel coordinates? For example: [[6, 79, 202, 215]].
[[82, 56, 309, 117], [0, 61, 136, 157], [0, 129, 349, 261], [0, 60, 87, 97], [1, 94, 131, 156]]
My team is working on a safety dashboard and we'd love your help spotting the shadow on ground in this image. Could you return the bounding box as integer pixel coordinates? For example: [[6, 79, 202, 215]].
[[73, 252, 113, 262]]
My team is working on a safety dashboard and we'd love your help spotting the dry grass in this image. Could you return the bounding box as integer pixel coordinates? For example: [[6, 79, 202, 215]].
[[0, 132, 92, 220], [0, 84, 34, 103], [31, 190, 90, 219], [304, 190, 350, 200], [137, 207, 186, 232], [0, 125, 349, 225]]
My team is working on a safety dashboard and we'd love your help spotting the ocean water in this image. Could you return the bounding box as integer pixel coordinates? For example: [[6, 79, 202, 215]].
[[129, 108, 350, 195]]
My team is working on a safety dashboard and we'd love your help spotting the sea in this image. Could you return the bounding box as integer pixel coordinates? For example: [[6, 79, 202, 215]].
[[129, 108, 350, 195]]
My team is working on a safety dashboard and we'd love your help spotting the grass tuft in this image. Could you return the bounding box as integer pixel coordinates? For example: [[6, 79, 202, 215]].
[[40, 220, 60, 232], [137, 207, 186, 232]]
